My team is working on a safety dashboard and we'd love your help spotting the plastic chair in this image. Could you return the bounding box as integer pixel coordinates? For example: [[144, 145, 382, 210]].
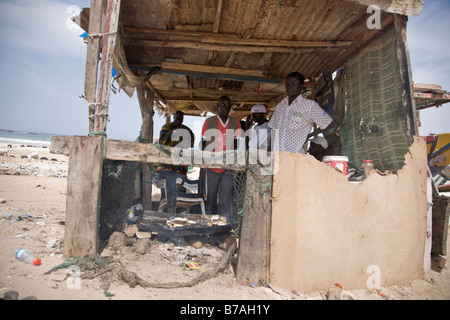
[[152, 170, 206, 214]]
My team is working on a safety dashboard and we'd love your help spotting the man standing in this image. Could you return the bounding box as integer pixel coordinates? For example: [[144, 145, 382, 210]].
[[201, 96, 241, 223], [308, 136, 329, 161], [247, 104, 271, 151], [269, 72, 335, 154]]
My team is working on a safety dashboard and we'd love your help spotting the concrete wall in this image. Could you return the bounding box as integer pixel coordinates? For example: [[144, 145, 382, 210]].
[[270, 136, 429, 291]]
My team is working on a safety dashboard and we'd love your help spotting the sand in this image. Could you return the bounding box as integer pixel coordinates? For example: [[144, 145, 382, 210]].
[[0, 142, 449, 301]]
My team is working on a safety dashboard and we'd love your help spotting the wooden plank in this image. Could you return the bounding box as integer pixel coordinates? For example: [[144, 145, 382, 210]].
[[413, 83, 443, 91], [63, 136, 104, 257], [93, 0, 121, 134], [431, 253, 446, 273], [136, 85, 154, 143], [50, 135, 73, 155], [122, 26, 238, 38], [50, 136, 247, 171], [345, 0, 424, 16], [106, 139, 247, 171], [208, 0, 223, 62], [212, 0, 223, 33], [137, 85, 154, 211], [414, 92, 433, 99], [414, 92, 450, 100], [161, 62, 266, 78], [122, 39, 337, 54], [84, 0, 103, 132], [156, 86, 280, 98], [145, 80, 175, 114], [201, 37, 352, 48], [159, 68, 280, 84], [122, 27, 352, 48], [166, 99, 269, 105], [432, 195, 449, 257], [236, 163, 273, 286]]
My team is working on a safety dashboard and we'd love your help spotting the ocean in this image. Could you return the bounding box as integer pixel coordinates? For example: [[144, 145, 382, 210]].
[[0, 129, 56, 147]]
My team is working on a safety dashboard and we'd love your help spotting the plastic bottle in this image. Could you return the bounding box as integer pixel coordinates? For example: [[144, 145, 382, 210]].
[[15, 249, 41, 266]]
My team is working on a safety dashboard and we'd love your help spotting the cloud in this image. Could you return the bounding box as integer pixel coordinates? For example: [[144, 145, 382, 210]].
[[0, 0, 86, 57], [407, 0, 450, 90], [407, 0, 450, 135]]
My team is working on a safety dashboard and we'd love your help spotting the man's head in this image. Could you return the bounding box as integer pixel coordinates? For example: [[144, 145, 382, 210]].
[[173, 110, 184, 127], [217, 96, 232, 119], [285, 72, 305, 100], [251, 104, 267, 125]]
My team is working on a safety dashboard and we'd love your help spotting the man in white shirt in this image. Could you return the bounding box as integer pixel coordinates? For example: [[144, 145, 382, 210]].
[[247, 104, 271, 151], [269, 72, 335, 154]]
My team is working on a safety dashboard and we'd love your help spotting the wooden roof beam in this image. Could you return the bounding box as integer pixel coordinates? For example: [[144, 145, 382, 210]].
[[122, 26, 237, 38], [122, 39, 343, 54], [414, 92, 450, 100], [208, 0, 223, 63], [166, 99, 268, 105], [161, 62, 266, 78], [144, 79, 176, 114], [158, 68, 279, 84], [344, 0, 423, 16], [156, 87, 281, 97], [122, 27, 352, 48]]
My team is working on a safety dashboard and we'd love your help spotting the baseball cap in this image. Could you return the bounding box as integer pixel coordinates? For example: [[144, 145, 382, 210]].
[[251, 104, 267, 113]]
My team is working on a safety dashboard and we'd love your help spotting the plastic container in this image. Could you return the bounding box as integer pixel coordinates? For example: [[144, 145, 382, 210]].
[[322, 156, 349, 175], [361, 160, 374, 174], [15, 249, 41, 266]]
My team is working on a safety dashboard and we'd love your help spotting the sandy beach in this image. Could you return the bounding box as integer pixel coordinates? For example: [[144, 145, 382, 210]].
[[0, 142, 449, 301]]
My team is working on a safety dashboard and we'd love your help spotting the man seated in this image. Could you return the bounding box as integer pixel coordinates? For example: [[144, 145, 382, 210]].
[[157, 110, 194, 176], [155, 111, 195, 214]]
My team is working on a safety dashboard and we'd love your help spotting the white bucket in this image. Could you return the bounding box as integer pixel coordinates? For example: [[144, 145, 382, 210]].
[[322, 156, 349, 175]]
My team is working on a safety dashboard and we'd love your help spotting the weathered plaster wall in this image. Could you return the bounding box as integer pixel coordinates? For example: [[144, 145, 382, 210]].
[[270, 136, 428, 291]]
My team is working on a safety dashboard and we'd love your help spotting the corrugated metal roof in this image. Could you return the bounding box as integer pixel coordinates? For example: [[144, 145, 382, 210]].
[[79, 0, 423, 118]]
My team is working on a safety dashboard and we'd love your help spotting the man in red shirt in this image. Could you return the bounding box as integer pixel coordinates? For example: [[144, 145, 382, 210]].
[[201, 96, 242, 224]]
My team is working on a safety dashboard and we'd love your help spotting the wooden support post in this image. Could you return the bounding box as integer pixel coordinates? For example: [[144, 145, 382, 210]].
[[93, 0, 121, 135], [137, 85, 155, 143], [431, 195, 449, 272], [236, 162, 273, 286], [137, 85, 155, 211], [84, 0, 102, 132], [64, 136, 105, 257]]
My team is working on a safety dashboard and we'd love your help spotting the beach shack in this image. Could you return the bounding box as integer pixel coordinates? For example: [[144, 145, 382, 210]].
[[51, 0, 443, 291]]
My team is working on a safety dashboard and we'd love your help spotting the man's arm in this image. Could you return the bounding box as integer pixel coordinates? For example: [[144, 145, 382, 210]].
[[200, 120, 208, 150], [233, 121, 242, 150], [307, 118, 339, 139], [158, 124, 170, 145], [188, 127, 195, 148]]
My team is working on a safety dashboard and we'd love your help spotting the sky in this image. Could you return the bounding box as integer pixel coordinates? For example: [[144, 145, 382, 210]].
[[0, 0, 448, 142]]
